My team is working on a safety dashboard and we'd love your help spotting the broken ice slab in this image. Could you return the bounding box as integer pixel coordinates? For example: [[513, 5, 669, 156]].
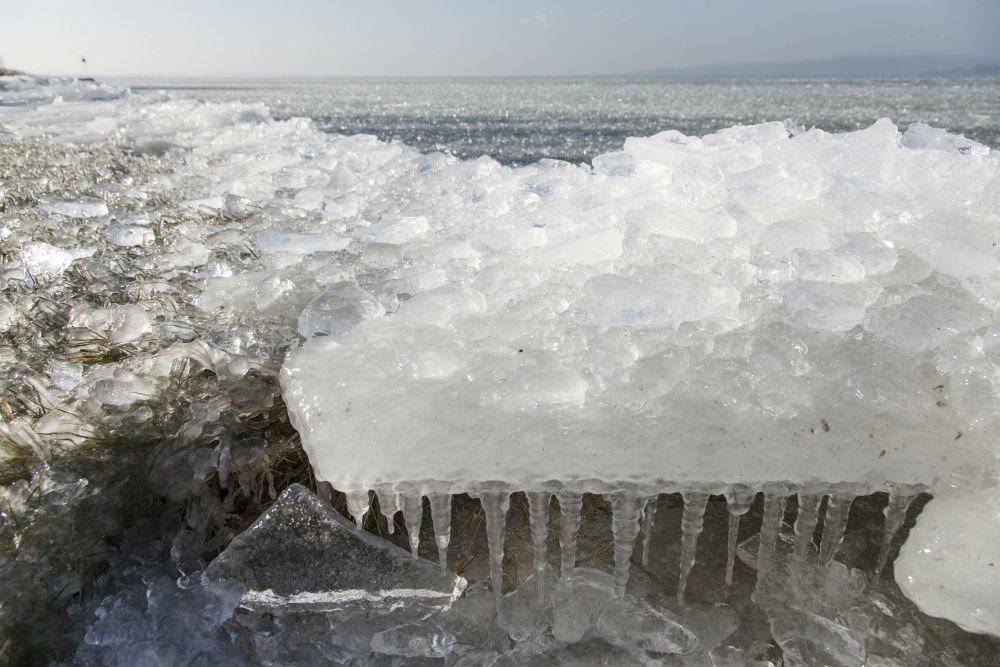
[[203, 484, 466, 611], [279, 123, 1000, 499]]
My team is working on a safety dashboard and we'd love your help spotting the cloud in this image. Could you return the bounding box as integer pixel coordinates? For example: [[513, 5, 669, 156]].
[[519, 11, 548, 28]]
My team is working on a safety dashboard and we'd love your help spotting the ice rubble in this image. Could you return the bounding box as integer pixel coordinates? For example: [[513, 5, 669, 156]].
[[2, 73, 1000, 660]]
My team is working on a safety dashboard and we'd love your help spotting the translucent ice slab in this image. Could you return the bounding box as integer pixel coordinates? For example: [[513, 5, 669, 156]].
[[281, 120, 1000, 498]]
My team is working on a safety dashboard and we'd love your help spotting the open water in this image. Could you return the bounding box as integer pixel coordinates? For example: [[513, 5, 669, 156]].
[[116, 76, 1000, 165]]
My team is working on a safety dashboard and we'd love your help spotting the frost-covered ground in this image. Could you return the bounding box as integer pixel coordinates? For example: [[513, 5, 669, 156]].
[[1, 74, 999, 666]]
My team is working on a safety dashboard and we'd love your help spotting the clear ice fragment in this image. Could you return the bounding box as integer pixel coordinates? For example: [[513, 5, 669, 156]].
[[370, 622, 456, 659], [204, 485, 466, 610]]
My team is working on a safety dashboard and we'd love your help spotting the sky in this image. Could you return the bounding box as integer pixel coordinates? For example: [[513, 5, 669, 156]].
[[2, 0, 999, 78]]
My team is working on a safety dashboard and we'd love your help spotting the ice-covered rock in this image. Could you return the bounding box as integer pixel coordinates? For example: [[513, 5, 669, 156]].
[[203, 484, 466, 610]]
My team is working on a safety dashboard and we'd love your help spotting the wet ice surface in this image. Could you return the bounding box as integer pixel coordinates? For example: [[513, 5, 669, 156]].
[[1, 74, 999, 665]]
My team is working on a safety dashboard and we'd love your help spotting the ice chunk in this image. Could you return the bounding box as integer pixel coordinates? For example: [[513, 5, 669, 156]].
[[90, 368, 158, 406], [370, 622, 456, 658], [297, 281, 384, 338], [769, 606, 866, 667], [576, 274, 740, 328], [103, 222, 155, 247], [550, 567, 698, 654], [39, 198, 109, 218], [0, 299, 19, 333], [902, 123, 990, 156], [18, 241, 93, 279], [203, 484, 466, 610], [255, 231, 351, 255], [596, 595, 699, 655], [68, 304, 152, 344], [894, 488, 1000, 637], [360, 216, 429, 244]]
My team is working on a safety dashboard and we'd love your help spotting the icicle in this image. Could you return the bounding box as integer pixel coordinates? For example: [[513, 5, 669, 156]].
[[876, 493, 916, 576], [527, 491, 551, 603], [345, 490, 370, 529], [640, 495, 658, 568], [677, 492, 709, 604], [400, 493, 424, 559], [724, 485, 755, 586], [608, 493, 645, 598], [790, 493, 822, 582], [375, 490, 401, 535], [818, 494, 854, 569], [754, 488, 787, 601], [556, 492, 582, 582], [429, 493, 452, 574], [481, 492, 511, 606]]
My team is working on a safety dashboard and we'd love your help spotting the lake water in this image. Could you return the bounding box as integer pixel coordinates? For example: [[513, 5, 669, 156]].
[[116, 76, 1000, 165]]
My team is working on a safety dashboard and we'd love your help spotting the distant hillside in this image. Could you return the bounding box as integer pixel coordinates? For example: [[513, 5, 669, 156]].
[[636, 55, 1000, 78]]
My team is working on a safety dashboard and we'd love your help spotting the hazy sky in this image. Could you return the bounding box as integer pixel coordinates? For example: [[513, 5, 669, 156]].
[[3, 0, 999, 77]]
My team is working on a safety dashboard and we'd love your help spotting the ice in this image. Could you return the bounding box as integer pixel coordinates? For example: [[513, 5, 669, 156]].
[[360, 216, 430, 245], [204, 485, 466, 610], [550, 568, 698, 654], [677, 492, 709, 604], [769, 607, 866, 667], [17, 241, 93, 279], [255, 231, 351, 255], [39, 198, 108, 218], [104, 222, 155, 247], [282, 115, 1000, 496], [89, 367, 158, 406], [894, 488, 1000, 637], [296, 281, 385, 338], [370, 622, 456, 658], [481, 492, 512, 604], [557, 493, 583, 581], [429, 493, 452, 573], [69, 304, 152, 344]]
